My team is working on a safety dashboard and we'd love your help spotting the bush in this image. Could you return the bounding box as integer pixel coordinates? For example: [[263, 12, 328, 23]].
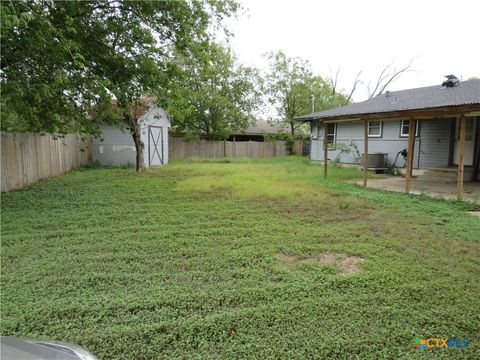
[[265, 130, 303, 155]]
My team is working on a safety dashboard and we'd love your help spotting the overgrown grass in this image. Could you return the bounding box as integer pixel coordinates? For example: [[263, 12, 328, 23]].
[[1, 157, 479, 359]]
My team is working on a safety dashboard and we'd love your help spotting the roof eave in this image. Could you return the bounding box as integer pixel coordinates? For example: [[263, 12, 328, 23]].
[[297, 104, 480, 123]]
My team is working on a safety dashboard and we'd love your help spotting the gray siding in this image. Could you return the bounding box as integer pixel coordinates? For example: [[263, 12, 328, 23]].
[[311, 120, 420, 168], [310, 117, 480, 177], [476, 117, 480, 180], [417, 118, 452, 168], [93, 125, 136, 166]]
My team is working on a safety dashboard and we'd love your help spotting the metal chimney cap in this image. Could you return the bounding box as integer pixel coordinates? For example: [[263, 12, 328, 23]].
[[442, 75, 460, 88]]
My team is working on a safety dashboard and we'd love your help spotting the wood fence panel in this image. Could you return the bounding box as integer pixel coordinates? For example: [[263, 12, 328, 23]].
[[168, 137, 299, 160], [1, 132, 92, 192]]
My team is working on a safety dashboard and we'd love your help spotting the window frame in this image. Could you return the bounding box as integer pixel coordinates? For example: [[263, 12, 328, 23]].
[[367, 121, 383, 138], [311, 122, 319, 140], [399, 120, 420, 137], [326, 123, 336, 144], [316, 122, 322, 139]]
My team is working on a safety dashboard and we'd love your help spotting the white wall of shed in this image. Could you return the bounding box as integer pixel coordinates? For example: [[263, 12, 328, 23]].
[[139, 105, 170, 166], [93, 104, 170, 167]]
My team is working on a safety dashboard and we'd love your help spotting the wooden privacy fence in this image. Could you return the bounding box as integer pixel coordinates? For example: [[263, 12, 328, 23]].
[[1, 132, 92, 192], [169, 137, 306, 159]]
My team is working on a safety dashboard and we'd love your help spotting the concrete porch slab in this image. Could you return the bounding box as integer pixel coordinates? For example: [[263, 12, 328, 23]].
[[355, 176, 480, 203]]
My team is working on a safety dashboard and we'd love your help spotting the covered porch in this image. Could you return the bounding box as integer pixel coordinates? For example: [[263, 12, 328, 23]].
[[323, 110, 480, 201], [295, 78, 480, 201]]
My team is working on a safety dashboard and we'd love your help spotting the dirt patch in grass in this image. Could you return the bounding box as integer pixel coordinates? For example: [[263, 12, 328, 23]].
[[319, 252, 364, 274], [277, 252, 305, 269], [277, 252, 364, 275]]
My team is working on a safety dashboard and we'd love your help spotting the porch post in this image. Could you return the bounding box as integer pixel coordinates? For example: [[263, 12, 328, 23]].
[[323, 122, 328, 177], [363, 118, 368, 187], [405, 118, 416, 193], [456, 114, 466, 200]]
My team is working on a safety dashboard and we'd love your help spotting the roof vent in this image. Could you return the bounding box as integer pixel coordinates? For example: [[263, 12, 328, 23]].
[[442, 74, 460, 88], [385, 91, 391, 97]]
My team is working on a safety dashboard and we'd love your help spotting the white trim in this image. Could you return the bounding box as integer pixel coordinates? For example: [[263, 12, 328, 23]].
[[399, 120, 419, 137], [327, 123, 336, 144], [367, 120, 382, 137]]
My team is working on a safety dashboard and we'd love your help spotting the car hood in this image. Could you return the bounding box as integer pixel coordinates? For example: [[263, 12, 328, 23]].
[[1, 336, 96, 360]]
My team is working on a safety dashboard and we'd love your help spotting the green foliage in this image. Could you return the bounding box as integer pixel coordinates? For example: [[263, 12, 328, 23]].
[[1, 0, 240, 170], [265, 129, 308, 142], [264, 51, 348, 136], [264, 130, 291, 142], [264, 130, 294, 155], [284, 137, 295, 155], [1, 1, 104, 133], [2, 158, 479, 359], [349, 142, 363, 164], [161, 43, 261, 140], [330, 143, 351, 166], [1, 0, 239, 135], [329, 142, 363, 167]]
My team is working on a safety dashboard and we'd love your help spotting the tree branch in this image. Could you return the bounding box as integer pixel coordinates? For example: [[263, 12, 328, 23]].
[[329, 67, 341, 96], [368, 60, 414, 98], [376, 61, 413, 96], [345, 70, 362, 103]]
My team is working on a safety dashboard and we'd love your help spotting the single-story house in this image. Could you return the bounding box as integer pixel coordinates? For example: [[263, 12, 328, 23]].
[[295, 78, 480, 199], [227, 120, 289, 142], [93, 101, 170, 167]]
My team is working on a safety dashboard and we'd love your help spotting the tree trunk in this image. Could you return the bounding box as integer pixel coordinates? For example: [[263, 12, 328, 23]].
[[125, 115, 144, 172], [290, 120, 295, 137], [131, 121, 145, 172], [121, 98, 145, 172]]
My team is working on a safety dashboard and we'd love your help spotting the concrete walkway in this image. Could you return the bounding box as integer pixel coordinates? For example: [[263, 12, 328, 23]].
[[356, 176, 480, 203]]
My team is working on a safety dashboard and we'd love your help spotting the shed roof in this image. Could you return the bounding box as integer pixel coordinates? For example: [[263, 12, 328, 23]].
[[295, 79, 480, 121]]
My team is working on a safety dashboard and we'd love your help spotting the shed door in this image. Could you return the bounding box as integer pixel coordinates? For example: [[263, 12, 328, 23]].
[[453, 118, 476, 166], [148, 126, 164, 166]]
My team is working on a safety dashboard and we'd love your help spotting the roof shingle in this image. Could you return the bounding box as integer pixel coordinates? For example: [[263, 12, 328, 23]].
[[295, 79, 480, 121]]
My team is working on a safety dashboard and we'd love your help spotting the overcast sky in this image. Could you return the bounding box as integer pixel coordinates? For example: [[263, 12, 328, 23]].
[[223, 0, 479, 104]]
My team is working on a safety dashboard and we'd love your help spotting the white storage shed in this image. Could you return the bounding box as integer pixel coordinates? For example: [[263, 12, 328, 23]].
[[93, 103, 170, 167]]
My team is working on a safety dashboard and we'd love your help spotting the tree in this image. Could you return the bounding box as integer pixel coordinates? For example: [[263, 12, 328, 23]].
[[1, 0, 239, 171], [328, 67, 362, 104], [366, 61, 413, 99], [327, 60, 413, 102], [1, 1, 109, 134], [160, 43, 261, 140], [264, 51, 347, 137]]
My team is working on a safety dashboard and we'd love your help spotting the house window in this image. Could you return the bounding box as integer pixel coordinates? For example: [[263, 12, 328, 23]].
[[327, 123, 336, 144], [312, 122, 322, 140], [400, 120, 419, 137], [368, 121, 382, 137], [317, 123, 336, 144]]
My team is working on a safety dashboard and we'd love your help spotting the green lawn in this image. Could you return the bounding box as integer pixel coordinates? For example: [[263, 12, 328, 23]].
[[1, 157, 479, 359]]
